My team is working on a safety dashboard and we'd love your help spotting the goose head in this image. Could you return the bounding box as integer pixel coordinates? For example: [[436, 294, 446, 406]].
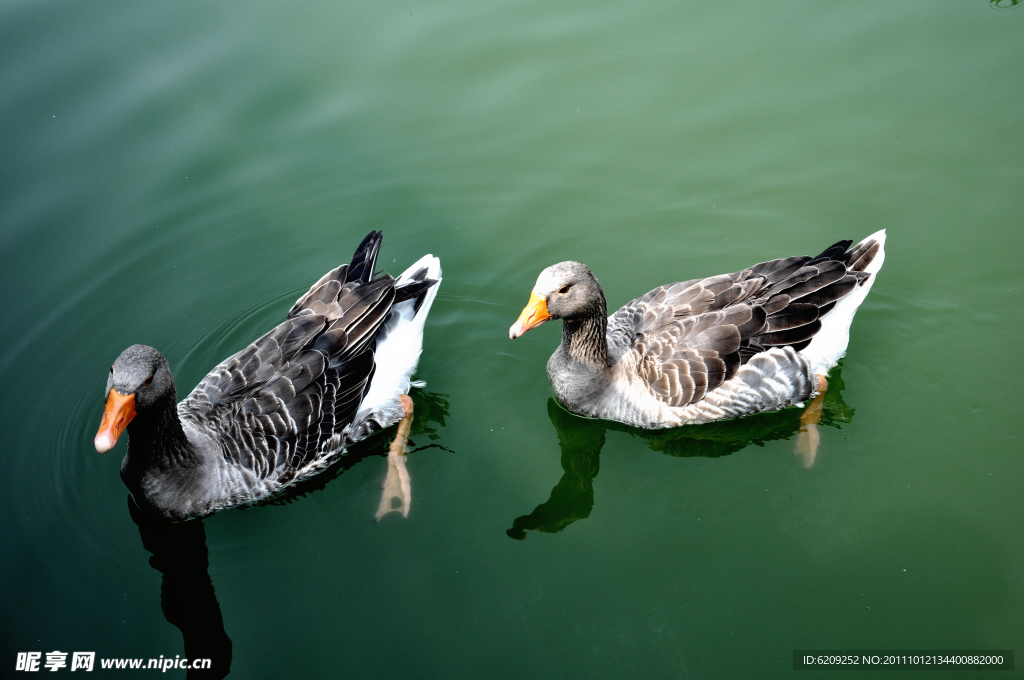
[[95, 344, 176, 453], [509, 261, 605, 339]]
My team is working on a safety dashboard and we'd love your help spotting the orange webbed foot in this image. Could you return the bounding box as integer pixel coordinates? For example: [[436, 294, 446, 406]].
[[795, 375, 827, 468], [376, 395, 414, 520]]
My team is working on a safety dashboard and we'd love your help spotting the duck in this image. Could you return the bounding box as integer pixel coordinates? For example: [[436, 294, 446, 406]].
[[509, 230, 885, 452], [94, 231, 441, 521]]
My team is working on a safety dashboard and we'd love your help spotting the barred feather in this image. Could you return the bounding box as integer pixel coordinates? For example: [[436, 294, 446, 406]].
[[528, 231, 885, 429]]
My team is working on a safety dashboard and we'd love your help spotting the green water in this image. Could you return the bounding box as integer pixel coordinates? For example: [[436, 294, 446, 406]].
[[2, 0, 1022, 677]]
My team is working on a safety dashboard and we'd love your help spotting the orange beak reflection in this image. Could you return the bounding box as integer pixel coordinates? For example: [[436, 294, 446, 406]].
[[509, 292, 552, 339], [95, 389, 136, 453]]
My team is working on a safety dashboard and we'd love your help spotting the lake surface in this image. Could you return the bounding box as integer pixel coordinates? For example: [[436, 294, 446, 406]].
[[2, 0, 1022, 677]]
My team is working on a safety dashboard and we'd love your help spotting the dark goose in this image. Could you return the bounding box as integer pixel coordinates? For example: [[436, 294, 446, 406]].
[[95, 231, 440, 521]]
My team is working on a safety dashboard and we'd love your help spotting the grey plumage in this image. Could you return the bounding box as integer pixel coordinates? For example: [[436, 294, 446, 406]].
[[101, 232, 439, 521], [511, 233, 885, 429]]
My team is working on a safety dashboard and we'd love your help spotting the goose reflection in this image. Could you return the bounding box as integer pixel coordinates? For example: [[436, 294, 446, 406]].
[[129, 499, 232, 679], [127, 390, 450, 676], [507, 370, 854, 540]]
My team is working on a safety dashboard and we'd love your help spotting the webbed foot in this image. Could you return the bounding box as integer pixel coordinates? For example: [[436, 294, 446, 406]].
[[376, 395, 414, 520], [795, 375, 827, 468]]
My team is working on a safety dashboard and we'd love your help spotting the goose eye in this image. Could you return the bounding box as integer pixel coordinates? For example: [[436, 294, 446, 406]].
[[558, 286, 570, 294], [142, 373, 154, 387], [109, 366, 114, 374]]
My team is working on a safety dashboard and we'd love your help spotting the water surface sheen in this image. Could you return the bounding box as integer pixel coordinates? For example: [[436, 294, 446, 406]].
[[1, 0, 1022, 677]]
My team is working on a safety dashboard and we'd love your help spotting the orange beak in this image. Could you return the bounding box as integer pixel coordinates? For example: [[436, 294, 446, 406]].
[[94, 389, 136, 453], [509, 292, 552, 339]]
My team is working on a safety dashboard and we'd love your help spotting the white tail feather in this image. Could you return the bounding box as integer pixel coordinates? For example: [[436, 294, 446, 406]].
[[357, 254, 442, 417], [800, 230, 886, 376]]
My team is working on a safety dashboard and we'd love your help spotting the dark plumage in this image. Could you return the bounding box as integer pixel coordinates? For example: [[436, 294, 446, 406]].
[[95, 232, 441, 520], [509, 231, 886, 428]]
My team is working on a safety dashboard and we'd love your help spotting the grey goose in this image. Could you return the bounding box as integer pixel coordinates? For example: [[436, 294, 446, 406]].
[[509, 231, 885, 462], [95, 231, 440, 521]]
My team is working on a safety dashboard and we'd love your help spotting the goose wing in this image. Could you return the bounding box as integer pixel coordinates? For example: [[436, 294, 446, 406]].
[[178, 232, 422, 484], [608, 239, 879, 408]]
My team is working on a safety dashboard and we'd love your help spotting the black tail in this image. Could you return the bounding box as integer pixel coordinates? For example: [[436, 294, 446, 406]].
[[347, 231, 383, 284], [806, 239, 853, 266], [807, 237, 872, 287], [394, 275, 438, 313], [288, 231, 383, 318], [808, 235, 882, 275]]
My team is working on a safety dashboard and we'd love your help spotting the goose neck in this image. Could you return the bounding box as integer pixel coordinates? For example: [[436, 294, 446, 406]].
[[562, 312, 610, 370], [125, 397, 197, 469]]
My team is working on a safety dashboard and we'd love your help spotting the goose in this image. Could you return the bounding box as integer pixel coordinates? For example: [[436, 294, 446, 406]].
[[94, 231, 441, 521], [509, 230, 885, 462]]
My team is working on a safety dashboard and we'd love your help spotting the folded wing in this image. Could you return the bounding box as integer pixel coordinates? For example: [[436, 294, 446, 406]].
[[179, 231, 434, 485], [609, 239, 879, 409]]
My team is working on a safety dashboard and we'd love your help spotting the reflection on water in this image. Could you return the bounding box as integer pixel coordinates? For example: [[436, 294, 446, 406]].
[[507, 369, 854, 540], [125, 389, 450, 678], [990, 0, 1021, 8], [128, 500, 232, 679], [506, 401, 603, 540]]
